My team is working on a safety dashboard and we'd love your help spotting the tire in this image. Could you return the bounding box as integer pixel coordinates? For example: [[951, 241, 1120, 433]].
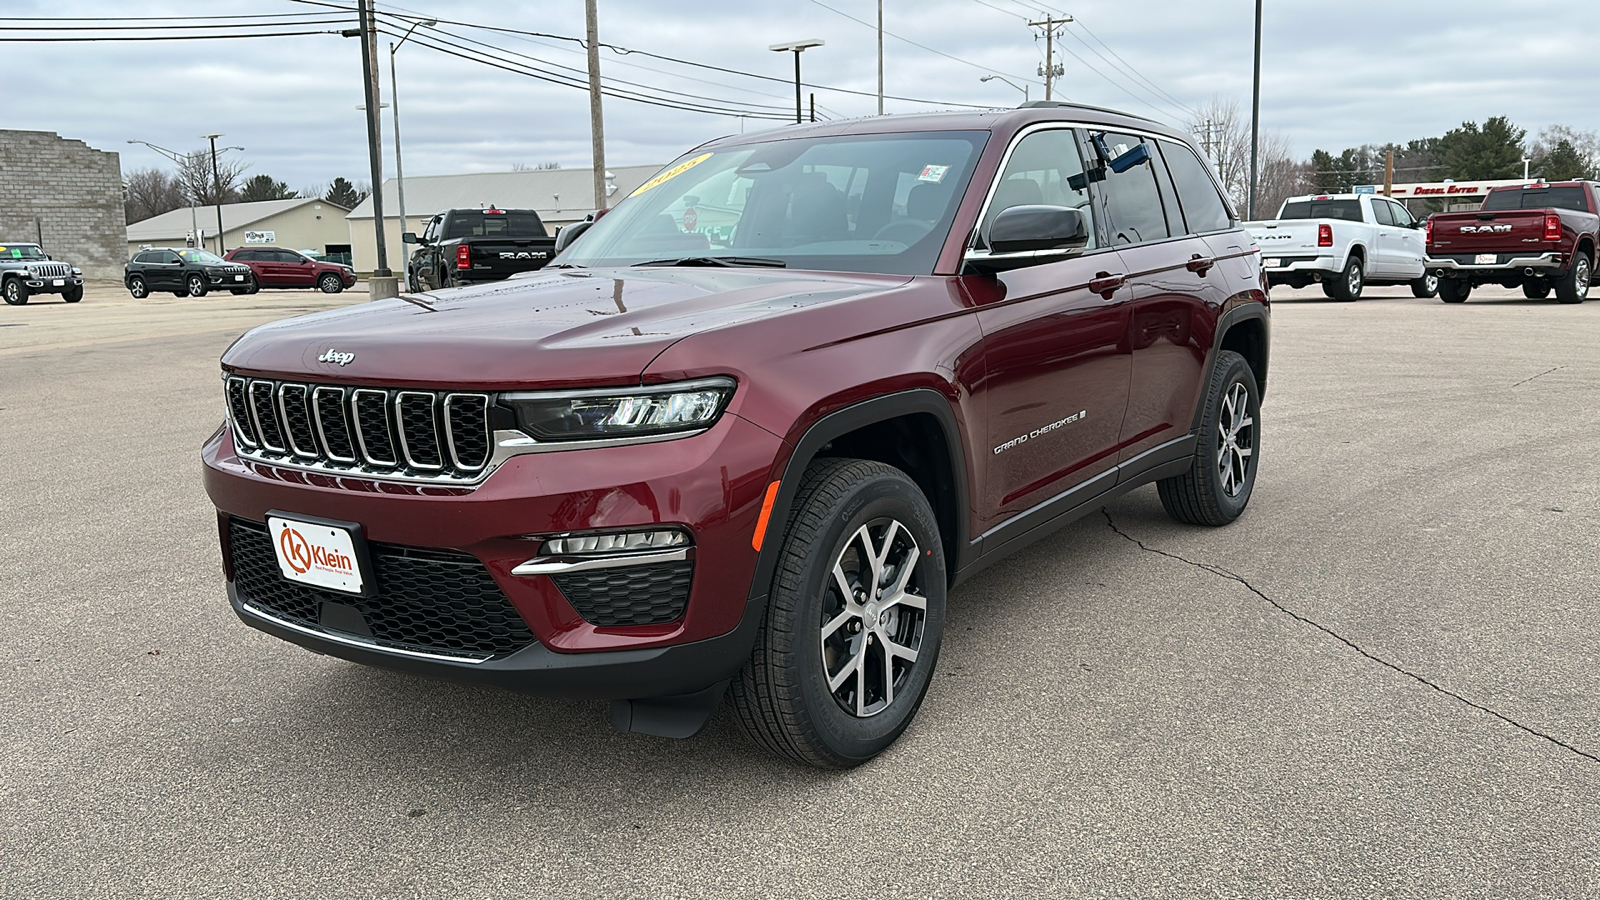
[[730, 458, 947, 768], [318, 273, 344, 294], [1438, 278, 1471, 303], [1158, 350, 1260, 527], [1327, 256, 1364, 301], [245, 277, 260, 295], [185, 273, 208, 297], [1410, 273, 1440, 298], [3, 278, 29, 306], [127, 276, 149, 299], [62, 286, 83, 303], [230, 288, 248, 295], [171, 292, 188, 298], [1522, 281, 1551, 300], [1555, 253, 1590, 304]]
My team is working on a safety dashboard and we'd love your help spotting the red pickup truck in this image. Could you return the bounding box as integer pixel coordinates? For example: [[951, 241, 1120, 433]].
[[1425, 181, 1598, 303]]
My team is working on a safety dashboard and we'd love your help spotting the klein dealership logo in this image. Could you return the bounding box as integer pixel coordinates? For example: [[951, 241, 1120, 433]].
[[278, 526, 354, 576], [317, 348, 355, 366]]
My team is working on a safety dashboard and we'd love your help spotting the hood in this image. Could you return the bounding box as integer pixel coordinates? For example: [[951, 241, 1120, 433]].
[[222, 267, 911, 389]]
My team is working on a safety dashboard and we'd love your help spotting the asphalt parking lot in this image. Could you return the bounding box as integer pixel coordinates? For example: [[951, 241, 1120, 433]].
[[4, 279, 1597, 898]]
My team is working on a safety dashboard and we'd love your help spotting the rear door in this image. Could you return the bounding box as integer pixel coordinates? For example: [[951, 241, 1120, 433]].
[[1380, 199, 1425, 277], [1103, 134, 1229, 465], [1368, 196, 1405, 276], [972, 126, 1132, 528]]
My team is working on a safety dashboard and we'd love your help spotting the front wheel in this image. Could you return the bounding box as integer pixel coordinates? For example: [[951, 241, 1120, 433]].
[[1158, 350, 1260, 527], [1438, 278, 1471, 303], [731, 458, 947, 768], [1410, 273, 1439, 298], [62, 286, 83, 303], [318, 272, 344, 294], [3, 278, 29, 305], [185, 273, 208, 297], [1556, 254, 1590, 304]]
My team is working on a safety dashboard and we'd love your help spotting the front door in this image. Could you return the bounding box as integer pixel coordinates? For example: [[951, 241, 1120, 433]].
[[970, 126, 1131, 529], [151, 250, 183, 290]]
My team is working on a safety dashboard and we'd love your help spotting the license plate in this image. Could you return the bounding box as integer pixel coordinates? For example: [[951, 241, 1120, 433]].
[[52, 279, 64, 287], [234, 274, 245, 281], [1262, 258, 1281, 268], [268, 515, 367, 595], [1475, 253, 1497, 264]]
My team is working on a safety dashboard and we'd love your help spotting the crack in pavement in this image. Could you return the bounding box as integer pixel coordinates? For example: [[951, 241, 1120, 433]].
[[1511, 365, 1565, 387], [1101, 508, 1600, 765]]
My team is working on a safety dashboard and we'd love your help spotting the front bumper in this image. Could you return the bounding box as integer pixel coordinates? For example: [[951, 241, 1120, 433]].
[[23, 275, 83, 292], [202, 412, 784, 696]]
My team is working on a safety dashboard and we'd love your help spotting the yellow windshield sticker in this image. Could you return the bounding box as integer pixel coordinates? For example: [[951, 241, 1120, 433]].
[[629, 153, 713, 198]]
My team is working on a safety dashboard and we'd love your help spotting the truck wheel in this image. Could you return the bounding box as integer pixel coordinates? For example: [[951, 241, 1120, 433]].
[[1522, 281, 1551, 300], [1555, 254, 1590, 304], [62, 286, 83, 303], [1438, 279, 1471, 303], [127, 276, 148, 299], [1410, 273, 1439, 298], [185, 273, 208, 297], [3, 278, 29, 306], [731, 458, 947, 768], [318, 273, 344, 294], [1327, 257, 1364, 301], [1158, 350, 1259, 527]]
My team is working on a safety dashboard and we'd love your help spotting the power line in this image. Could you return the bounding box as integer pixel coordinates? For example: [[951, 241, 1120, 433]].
[[809, 0, 1030, 81], [1071, 19, 1198, 117], [0, 29, 343, 42]]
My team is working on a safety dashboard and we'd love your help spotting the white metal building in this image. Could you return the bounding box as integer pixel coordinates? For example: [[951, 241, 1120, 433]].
[[126, 197, 353, 259]]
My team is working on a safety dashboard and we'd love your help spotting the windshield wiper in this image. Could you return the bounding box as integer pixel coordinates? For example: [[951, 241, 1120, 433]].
[[632, 256, 787, 268]]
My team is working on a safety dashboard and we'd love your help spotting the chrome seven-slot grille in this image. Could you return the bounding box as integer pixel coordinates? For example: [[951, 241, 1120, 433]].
[[30, 262, 72, 279], [225, 375, 492, 482]]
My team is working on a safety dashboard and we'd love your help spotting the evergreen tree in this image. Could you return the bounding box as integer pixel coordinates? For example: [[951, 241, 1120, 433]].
[[324, 177, 368, 209], [1532, 138, 1594, 181], [239, 174, 296, 203], [1435, 117, 1526, 180]]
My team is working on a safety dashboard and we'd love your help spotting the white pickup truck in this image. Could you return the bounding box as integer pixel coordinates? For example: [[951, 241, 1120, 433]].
[[1245, 193, 1436, 300]]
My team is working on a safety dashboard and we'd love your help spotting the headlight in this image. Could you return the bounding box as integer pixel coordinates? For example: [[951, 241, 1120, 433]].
[[501, 376, 735, 441], [71, 267, 82, 275]]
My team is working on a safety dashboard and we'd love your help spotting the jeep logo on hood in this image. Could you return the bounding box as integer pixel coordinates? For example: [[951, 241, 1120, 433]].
[[317, 348, 355, 366]]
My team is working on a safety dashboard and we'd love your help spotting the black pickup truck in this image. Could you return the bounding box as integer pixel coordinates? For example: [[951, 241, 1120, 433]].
[[403, 208, 557, 291]]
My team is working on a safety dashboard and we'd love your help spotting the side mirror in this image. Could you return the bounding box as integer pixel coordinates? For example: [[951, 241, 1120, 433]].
[[401, 232, 419, 244], [987, 205, 1090, 254], [553, 220, 593, 254]]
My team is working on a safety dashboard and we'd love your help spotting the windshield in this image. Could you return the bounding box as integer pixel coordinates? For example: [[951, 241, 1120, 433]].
[[179, 249, 226, 264], [0, 245, 47, 260], [1278, 199, 1363, 222], [559, 131, 987, 275], [1481, 186, 1589, 212]]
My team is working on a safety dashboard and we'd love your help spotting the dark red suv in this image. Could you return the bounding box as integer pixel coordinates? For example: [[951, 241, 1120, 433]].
[[203, 103, 1268, 767], [222, 246, 357, 293]]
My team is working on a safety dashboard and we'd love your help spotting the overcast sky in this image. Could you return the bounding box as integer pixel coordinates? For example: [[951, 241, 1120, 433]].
[[6, 0, 1593, 192]]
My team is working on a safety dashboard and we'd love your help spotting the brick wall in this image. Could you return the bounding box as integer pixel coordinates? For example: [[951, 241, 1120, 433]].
[[0, 130, 127, 280]]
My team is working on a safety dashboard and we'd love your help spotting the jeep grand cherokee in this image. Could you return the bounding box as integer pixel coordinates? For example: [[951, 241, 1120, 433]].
[[203, 102, 1269, 767]]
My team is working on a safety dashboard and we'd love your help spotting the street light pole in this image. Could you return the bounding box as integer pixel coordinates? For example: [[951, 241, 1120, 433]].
[[769, 39, 825, 125], [127, 139, 200, 247], [1248, 0, 1262, 219], [980, 75, 1029, 103], [201, 132, 226, 255], [390, 18, 435, 287]]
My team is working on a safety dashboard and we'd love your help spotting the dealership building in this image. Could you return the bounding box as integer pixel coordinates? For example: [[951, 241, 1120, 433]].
[[344, 165, 663, 273], [125, 197, 353, 260]]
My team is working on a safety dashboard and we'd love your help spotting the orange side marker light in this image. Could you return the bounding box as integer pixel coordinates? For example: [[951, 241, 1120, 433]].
[[751, 480, 781, 551]]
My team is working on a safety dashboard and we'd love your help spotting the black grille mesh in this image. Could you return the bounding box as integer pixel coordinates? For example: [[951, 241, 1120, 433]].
[[352, 390, 397, 464], [447, 396, 490, 469], [314, 388, 356, 460], [552, 561, 694, 626], [280, 385, 317, 456], [226, 378, 256, 445], [398, 393, 443, 467], [228, 518, 536, 659], [250, 383, 286, 450]]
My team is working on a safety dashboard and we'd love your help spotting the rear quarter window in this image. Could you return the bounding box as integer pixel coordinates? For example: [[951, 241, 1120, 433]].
[[1159, 140, 1233, 233]]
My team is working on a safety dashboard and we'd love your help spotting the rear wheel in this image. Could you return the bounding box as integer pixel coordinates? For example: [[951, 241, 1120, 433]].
[[731, 458, 947, 768], [1158, 350, 1260, 527], [1325, 257, 1364, 301], [1438, 278, 1471, 303], [1410, 273, 1439, 298], [185, 273, 208, 297], [1523, 281, 1551, 300], [318, 272, 344, 294], [3, 278, 29, 305], [1556, 253, 1590, 304]]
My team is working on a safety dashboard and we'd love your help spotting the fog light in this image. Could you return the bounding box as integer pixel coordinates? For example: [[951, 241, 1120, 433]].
[[542, 528, 690, 557]]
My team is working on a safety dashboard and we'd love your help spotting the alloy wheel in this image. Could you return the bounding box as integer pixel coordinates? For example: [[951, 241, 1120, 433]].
[[819, 517, 929, 718], [1577, 257, 1590, 298], [1217, 382, 1254, 498]]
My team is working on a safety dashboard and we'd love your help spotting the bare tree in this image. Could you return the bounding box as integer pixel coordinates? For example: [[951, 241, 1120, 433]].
[[1529, 124, 1599, 179], [124, 167, 186, 223], [1186, 96, 1297, 217], [176, 149, 248, 206], [1255, 133, 1312, 219]]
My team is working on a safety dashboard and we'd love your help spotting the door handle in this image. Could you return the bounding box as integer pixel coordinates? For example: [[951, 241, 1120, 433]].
[[1186, 254, 1216, 275], [1088, 272, 1126, 299]]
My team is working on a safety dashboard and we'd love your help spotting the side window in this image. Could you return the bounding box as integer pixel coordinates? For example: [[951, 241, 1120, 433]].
[[423, 215, 441, 242], [1094, 132, 1169, 245], [1388, 200, 1415, 227], [276, 250, 304, 263], [1370, 199, 1395, 226], [1158, 140, 1233, 233], [979, 128, 1096, 250], [160, 250, 182, 264], [133, 251, 155, 264]]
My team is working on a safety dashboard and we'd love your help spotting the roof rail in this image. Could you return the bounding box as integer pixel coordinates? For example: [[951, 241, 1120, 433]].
[[1015, 99, 1163, 126]]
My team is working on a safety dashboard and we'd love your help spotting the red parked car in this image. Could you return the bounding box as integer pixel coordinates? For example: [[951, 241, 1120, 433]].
[[223, 246, 357, 293], [203, 103, 1269, 766]]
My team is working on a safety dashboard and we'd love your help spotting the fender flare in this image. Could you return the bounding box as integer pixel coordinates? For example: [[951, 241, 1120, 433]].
[[745, 389, 972, 603], [1190, 300, 1270, 432]]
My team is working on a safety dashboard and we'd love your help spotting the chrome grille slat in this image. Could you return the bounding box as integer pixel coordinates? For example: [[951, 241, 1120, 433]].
[[223, 377, 494, 484]]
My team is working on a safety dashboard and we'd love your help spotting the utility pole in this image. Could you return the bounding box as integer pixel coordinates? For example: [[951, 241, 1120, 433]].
[[390, 18, 435, 280], [585, 0, 608, 212], [876, 0, 883, 115], [1247, 0, 1262, 219], [356, 0, 396, 297], [1029, 15, 1070, 101], [202, 132, 226, 256], [1384, 149, 1395, 197]]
